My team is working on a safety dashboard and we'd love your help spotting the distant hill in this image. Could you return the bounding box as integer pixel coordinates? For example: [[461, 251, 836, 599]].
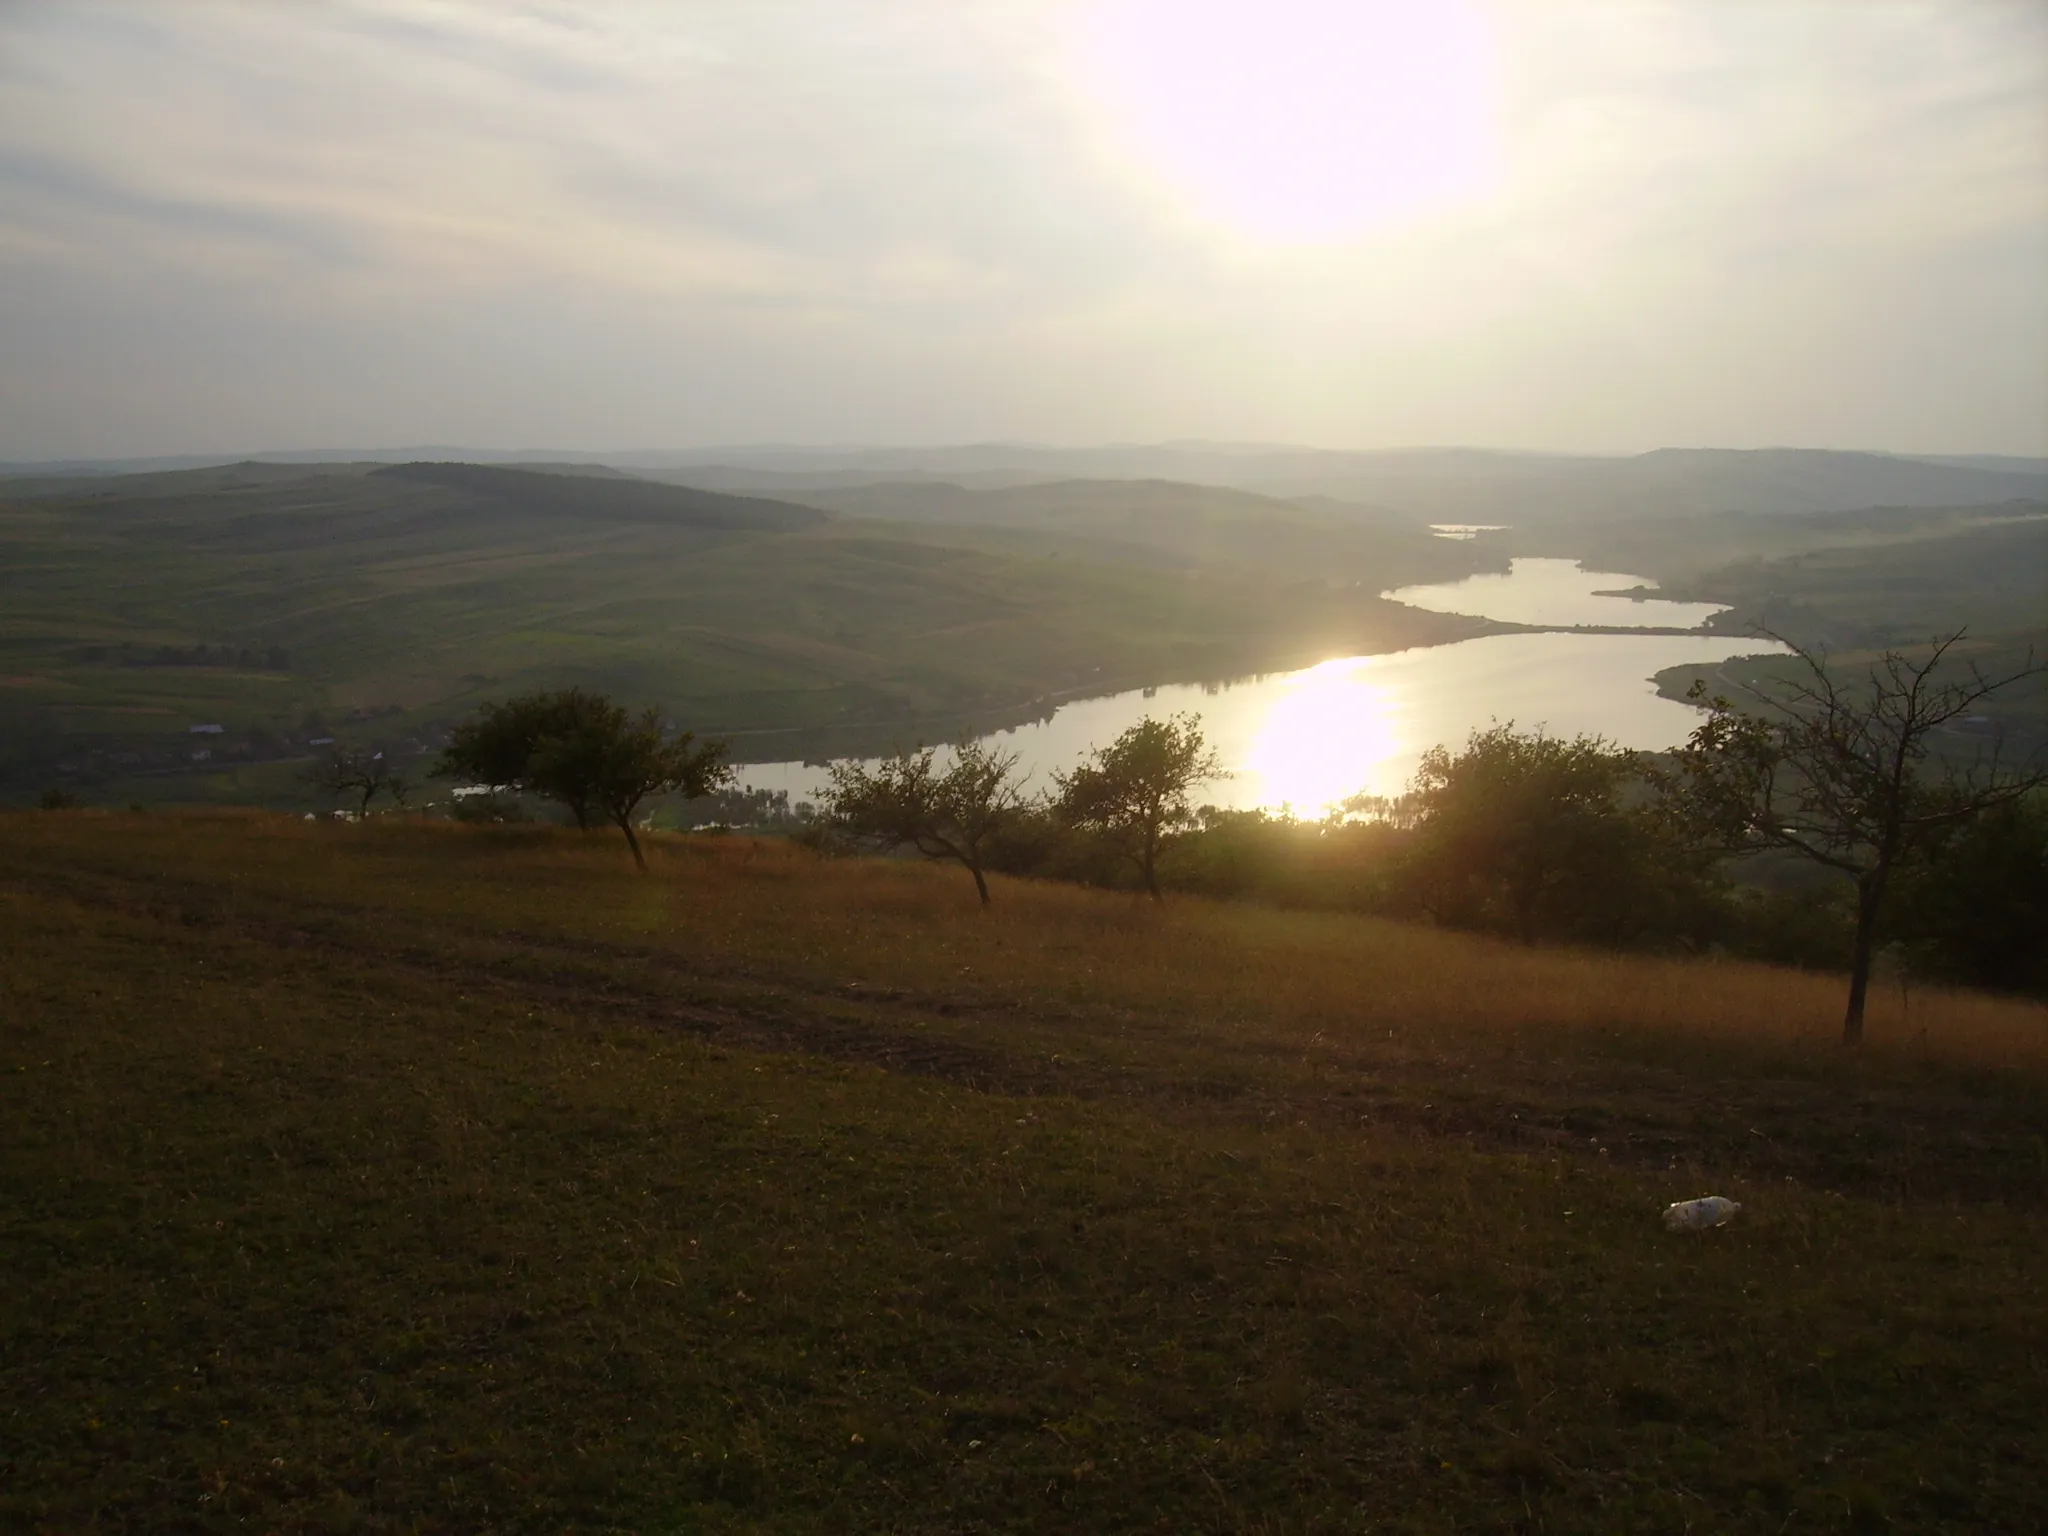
[[770, 476, 1468, 586], [1215, 447, 2048, 522], [1599, 448, 2048, 517], [1899, 453, 2048, 476], [494, 461, 644, 481], [369, 462, 827, 531], [0, 459, 1490, 801], [13, 444, 2044, 522], [640, 444, 2048, 524], [642, 464, 1043, 494]]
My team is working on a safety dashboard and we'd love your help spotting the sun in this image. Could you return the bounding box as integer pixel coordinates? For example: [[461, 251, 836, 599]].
[[1076, 0, 1497, 242], [1238, 657, 1404, 814]]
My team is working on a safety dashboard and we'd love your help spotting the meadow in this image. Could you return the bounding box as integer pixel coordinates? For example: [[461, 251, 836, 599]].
[[4, 810, 2044, 1532]]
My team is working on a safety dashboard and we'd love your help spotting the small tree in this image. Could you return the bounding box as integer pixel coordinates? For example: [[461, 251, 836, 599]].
[[824, 742, 1027, 905], [437, 690, 611, 828], [302, 746, 408, 817], [530, 706, 730, 871], [437, 689, 731, 869], [1054, 713, 1222, 900], [1660, 631, 2047, 1044], [1404, 723, 1658, 944]]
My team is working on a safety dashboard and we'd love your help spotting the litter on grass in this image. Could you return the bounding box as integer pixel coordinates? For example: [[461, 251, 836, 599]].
[[1663, 1196, 1742, 1231]]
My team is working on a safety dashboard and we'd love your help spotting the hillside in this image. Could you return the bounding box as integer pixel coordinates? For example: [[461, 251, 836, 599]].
[[366, 461, 829, 530], [0, 463, 1489, 802], [652, 443, 2048, 523], [1678, 513, 2048, 652], [770, 476, 1471, 586], [24, 443, 2037, 524], [3, 811, 2044, 1531], [1505, 502, 2048, 745], [1234, 448, 2048, 524]]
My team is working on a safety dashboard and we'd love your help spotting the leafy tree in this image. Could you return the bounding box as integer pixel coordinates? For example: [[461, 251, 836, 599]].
[[1054, 713, 1222, 900], [824, 742, 1027, 905], [437, 690, 610, 828], [437, 688, 731, 869], [302, 746, 409, 817], [1659, 632, 2047, 1043], [1403, 724, 1661, 944], [1885, 791, 2048, 995]]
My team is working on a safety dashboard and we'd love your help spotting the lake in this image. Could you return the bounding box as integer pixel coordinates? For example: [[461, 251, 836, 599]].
[[735, 559, 1781, 814], [1387, 557, 1729, 629]]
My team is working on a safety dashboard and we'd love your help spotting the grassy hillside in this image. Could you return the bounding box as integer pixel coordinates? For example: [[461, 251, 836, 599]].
[[769, 478, 1473, 589], [1509, 501, 2045, 624], [1676, 514, 2046, 651], [1601, 507, 2048, 746], [0, 464, 1488, 802], [3, 810, 2044, 1532]]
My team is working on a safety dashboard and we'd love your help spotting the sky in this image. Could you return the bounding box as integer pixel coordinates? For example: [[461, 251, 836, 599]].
[[1, 0, 2044, 460]]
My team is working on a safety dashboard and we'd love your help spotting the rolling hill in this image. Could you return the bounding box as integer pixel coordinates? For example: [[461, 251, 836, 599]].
[[763, 477, 1469, 587], [647, 443, 2048, 522], [17, 443, 2043, 523], [0, 461, 1491, 802]]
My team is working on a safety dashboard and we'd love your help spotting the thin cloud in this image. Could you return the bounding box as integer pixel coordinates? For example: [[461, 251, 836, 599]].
[[0, 1, 2042, 456]]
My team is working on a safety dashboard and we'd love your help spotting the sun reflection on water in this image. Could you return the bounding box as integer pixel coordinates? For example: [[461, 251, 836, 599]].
[[1237, 657, 1401, 815]]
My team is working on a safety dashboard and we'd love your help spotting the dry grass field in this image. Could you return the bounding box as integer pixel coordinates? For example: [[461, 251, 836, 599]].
[[3, 810, 2045, 1532]]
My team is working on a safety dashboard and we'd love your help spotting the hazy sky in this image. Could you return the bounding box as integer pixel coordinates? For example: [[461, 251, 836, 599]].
[[3, 1, 2044, 459]]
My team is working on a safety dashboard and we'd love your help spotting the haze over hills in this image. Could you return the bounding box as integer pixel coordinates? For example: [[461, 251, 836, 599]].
[[11, 444, 2043, 524], [762, 477, 1463, 588], [368, 461, 828, 531], [650, 444, 2048, 529]]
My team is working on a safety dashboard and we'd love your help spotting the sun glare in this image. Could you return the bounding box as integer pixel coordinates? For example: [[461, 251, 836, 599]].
[[1238, 657, 1403, 814], [1078, 0, 1498, 242]]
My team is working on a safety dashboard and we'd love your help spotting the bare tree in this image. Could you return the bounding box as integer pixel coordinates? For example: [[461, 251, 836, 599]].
[[302, 746, 408, 817], [824, 742, 1027, 906], [1054, 714, 1223, 901], [1661, 631, 2046, 1044]]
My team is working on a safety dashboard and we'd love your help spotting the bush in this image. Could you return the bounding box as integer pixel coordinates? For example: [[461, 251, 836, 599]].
[[450, 792, 531, 825], [1887, 793, 2048, 994]]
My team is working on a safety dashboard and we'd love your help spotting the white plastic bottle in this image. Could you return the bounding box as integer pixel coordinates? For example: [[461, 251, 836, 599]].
[[1663, 1196, 1742, 1231]]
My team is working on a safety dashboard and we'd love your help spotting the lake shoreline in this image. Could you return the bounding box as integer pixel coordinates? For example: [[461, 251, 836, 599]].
[[710, 603, 1502, 767], [722, 558, 1793, 807]]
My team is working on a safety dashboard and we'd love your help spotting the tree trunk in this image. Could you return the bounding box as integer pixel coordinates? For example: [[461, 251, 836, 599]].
[[1842, 867, 1888, 1046], [968, 862, 991, 907], [1140, 829, 1161, 901], [617, 815, 647, 873]]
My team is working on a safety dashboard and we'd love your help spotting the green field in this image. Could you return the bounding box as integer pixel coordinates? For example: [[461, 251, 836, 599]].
[[3, 811, 2045, 1531], [0, 463, 1490, 803]]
